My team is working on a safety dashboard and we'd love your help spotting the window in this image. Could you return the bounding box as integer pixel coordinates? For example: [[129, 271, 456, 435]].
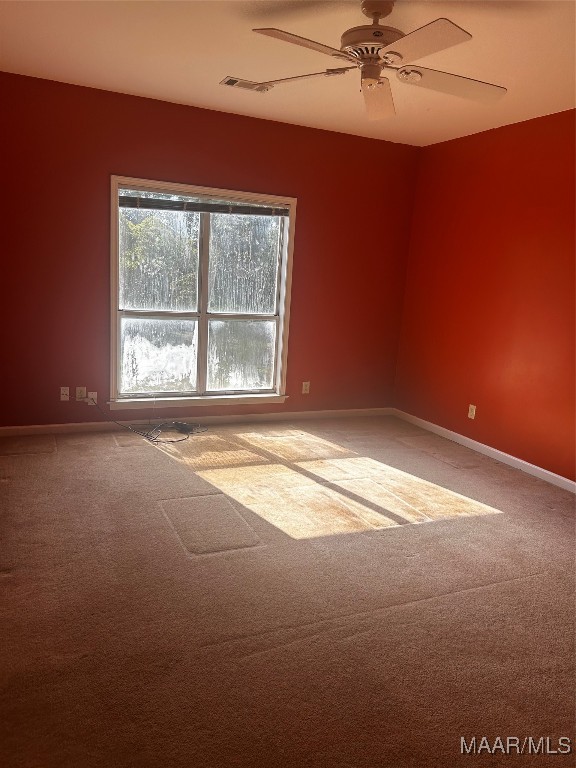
[[110, 177, 295, 408]]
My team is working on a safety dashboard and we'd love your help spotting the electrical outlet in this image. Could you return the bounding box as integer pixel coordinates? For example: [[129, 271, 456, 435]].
[[87, 392, 97, 405], [60, 386, 69, 402], [302, 381, 310, 394], [76, 386, 87, 401], [468, 404, 476, 419]]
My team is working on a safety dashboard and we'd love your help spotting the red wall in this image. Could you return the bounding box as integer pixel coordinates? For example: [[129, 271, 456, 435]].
[[2, 73, 574, 480], [394, 110, 576, 480], [1, 72, 418, 427]]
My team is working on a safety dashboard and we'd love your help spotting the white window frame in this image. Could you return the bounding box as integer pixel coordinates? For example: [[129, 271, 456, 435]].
[[109, 176, 296, 409]]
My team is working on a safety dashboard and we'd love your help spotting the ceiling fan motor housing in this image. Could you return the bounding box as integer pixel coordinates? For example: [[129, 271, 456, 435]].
[[340, 24, 403, 61]]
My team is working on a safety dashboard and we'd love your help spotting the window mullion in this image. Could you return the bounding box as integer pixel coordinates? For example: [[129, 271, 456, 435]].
[[274, 218, 285, 315], [119, 310, 199, 320], [197, 212, 210, 395], [270, 315, 280, 390], [276, 217, 292, 394], [205, 313, 278, 321]]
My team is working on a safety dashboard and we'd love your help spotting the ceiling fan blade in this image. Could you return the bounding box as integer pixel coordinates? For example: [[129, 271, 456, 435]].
[[222, 67, 354, 93], [262, 67, 355, 86], [396, 66, 507, 103], [362, 77, 395, 121], [380, 18, 471, 64], [253, 28, 353, 60]]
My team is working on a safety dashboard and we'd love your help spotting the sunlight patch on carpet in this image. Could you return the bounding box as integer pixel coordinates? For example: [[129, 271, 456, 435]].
[[233, 428, 356, 462], [158, 435, 267, 470], [196, 464, 398, 538], [296, 458, 502, 521], [159, 428, 501, 539]]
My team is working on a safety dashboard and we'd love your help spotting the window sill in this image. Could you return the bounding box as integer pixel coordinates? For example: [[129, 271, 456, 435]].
[[108, 394, 288, 410]]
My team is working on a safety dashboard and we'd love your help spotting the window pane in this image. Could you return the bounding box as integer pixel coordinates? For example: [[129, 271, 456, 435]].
[[119, 205, 199, 311], [207, 320, 276, 391], [208, 214, 281, 314], [120, 318, 197, 394]]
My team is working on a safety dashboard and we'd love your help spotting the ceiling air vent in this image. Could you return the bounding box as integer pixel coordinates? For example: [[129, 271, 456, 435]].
[[220, 77, 269, 93]]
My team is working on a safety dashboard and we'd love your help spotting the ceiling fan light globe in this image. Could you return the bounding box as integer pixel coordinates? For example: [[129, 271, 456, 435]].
[[361, 62, 382, 83]]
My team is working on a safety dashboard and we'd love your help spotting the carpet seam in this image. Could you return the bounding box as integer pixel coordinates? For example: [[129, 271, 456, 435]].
[[199, 570, 548, 654]]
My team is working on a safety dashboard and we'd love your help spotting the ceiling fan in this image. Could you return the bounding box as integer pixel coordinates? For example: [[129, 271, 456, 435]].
[[221, 0, 507, 120]]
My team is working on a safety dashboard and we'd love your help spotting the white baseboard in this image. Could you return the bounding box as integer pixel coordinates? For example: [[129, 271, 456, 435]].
[[389, 408, 576, 494], [1, 406, 573, 493]]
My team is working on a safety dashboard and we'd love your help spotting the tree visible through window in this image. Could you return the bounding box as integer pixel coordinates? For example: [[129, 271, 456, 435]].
[[111, 178, 294, 403]]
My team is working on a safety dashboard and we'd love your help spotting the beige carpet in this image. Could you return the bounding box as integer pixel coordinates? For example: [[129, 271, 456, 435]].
[[0, 416, 574, 767]]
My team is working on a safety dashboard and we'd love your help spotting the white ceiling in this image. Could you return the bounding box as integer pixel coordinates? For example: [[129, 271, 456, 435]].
[[0, 0, 574, 146]]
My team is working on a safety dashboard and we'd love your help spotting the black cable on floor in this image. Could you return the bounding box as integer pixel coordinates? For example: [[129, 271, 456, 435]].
[[88, 398, 207, 443]]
